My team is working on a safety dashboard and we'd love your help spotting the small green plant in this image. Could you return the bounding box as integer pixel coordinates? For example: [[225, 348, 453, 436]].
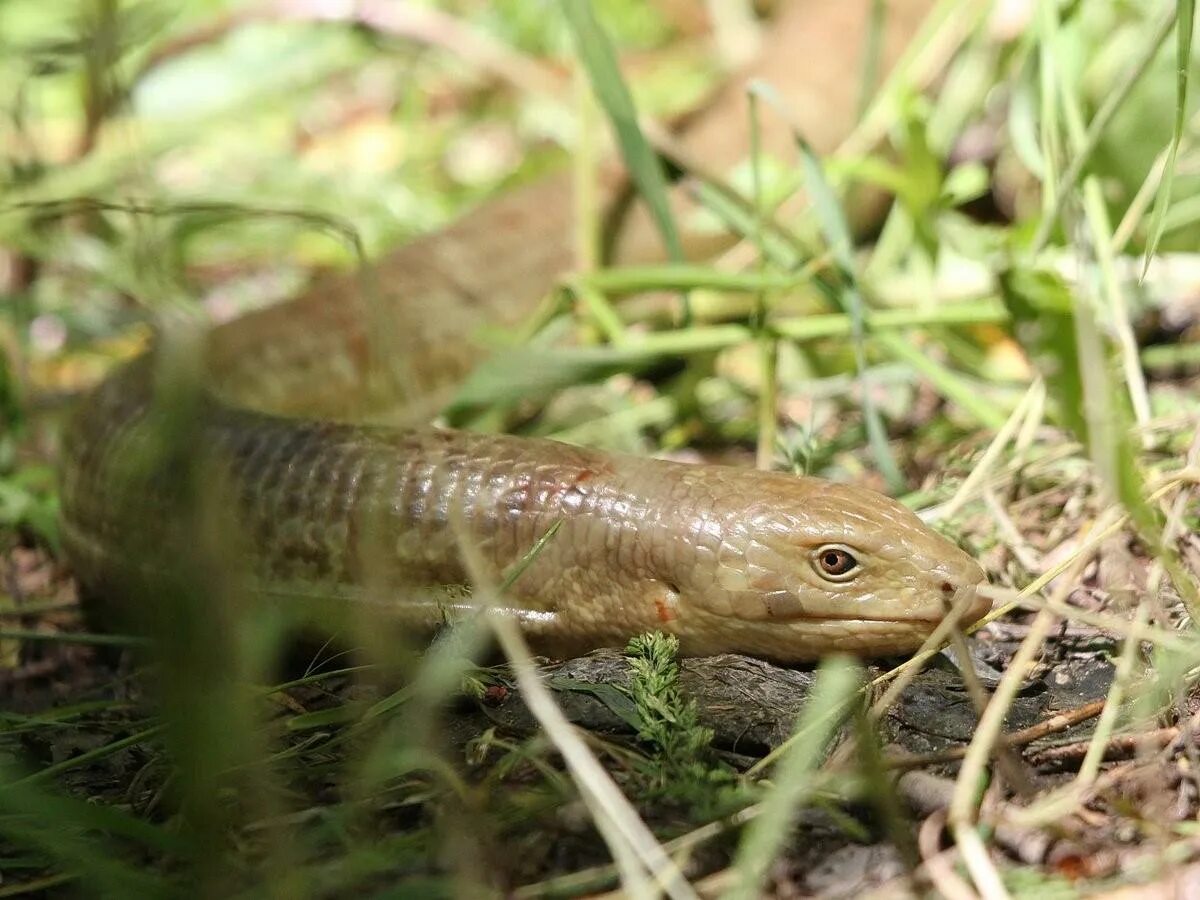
[[623, 631, 738, 817]]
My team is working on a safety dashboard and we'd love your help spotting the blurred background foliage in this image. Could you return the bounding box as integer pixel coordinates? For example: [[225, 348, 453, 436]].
[[0, 0, 714, 551]]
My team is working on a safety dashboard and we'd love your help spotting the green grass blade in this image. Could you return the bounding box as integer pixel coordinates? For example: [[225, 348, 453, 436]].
[[561, 0, 688, 319], [857, 0, 887, 121], [0, 630, 148, 648], [795, 137, 904, 491], [1031, 5, 1178, 254], [6, 726, 164, 787], [721, 657, 861, 900], [1142, 0, 1194, 279], [874, 333, 1006, 430], [1035, 0, 1062, 220], [0, 769, 187, 898], [999, 267, 1200, 620], [580, 264, 818, 295]]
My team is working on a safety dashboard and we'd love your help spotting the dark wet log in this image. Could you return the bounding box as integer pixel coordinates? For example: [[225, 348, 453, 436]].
[[467, 645, 1118, 765]]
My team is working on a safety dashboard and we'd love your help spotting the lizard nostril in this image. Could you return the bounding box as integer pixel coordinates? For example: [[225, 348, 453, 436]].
[[941, 581, 954, 594]]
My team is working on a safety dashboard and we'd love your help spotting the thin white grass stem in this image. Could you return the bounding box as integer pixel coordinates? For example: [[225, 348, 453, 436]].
[[948, 551, 1093, 836], [1058, 69, 1152, 430], [1013, 378, 1046, 453], [951, 823, 1011, 900], [819, 585, 982, 773], [452, 525, 697, 900], [1008, 602, 1150, 827], [992, 587, 1194, 652], [982, 488, 1042, 573], [947, 625, 1033, 797], [589, 809, 656, 900], [573, 64, 600, 275], [485, 613, 697, 900], [949, 605, 1055, 898], [1112, 146, 1169, 254], [867, 587, 979, 723], [934, 379, 1042, 521], [919, 818, 978, 900], [1030, 4, 1179, 253]]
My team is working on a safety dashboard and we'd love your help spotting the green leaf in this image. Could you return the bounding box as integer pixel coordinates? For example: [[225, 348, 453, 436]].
[[285, 704, 361, 732], [561, 1, 686, 313], [1142, 0, 1194, 278], [445, 344, 648, 416], [940, 162, 989, 207], [998, 267, 1196, 617], [997, 267, 1086, 440], [795, 136, 904, 491], [721, 657, 862, 900], [548, 677, 645, 731]]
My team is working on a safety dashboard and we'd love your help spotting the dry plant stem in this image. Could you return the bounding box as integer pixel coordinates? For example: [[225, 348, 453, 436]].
[[1147, 429, 1200, 597], [947, 626, 1034, 798], [816, 586, 979, 774], [1029, 3, 1179, 254], [1033, 597, 1181, 646], [952, 824, 1009, 900], [1073, 603, 1149, 783], [1027, 727, 1179, 767], [867, 587, 978, 719], [947, 602, 1067, 826], [954, 471, 1198, 642], [935, 379, 1043, 522], [898, 771, 1050, 865], [488, 612, 690, 899], [1167, 706, 1200, 758], [1014, 379, 1046, 453], [885, 699, 1109, 771], [1009, 603, 1150, 826], [918, 810, 978, 900], [516, 798, 778, 899], [982, 489, 1042, 573], [947, 549, 1093, 897], [452, 532, 697, 900]]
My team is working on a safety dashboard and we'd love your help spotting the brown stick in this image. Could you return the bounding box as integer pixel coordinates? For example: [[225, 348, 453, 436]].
[[885, 699, 1109, 770], [1027, 727, 1179, 767]]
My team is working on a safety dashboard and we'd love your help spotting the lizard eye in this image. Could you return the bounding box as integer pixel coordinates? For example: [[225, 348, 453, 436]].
[[812, 545, 860, 582]]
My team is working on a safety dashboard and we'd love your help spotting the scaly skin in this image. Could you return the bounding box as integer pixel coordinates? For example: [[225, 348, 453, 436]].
[[60, 357, 987, 664], [57, 2, 976, 662]]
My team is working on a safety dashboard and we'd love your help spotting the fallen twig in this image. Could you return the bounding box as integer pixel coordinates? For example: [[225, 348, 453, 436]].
[[1027, 727, 1179, 768], [885, 698, 1108, 771]]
